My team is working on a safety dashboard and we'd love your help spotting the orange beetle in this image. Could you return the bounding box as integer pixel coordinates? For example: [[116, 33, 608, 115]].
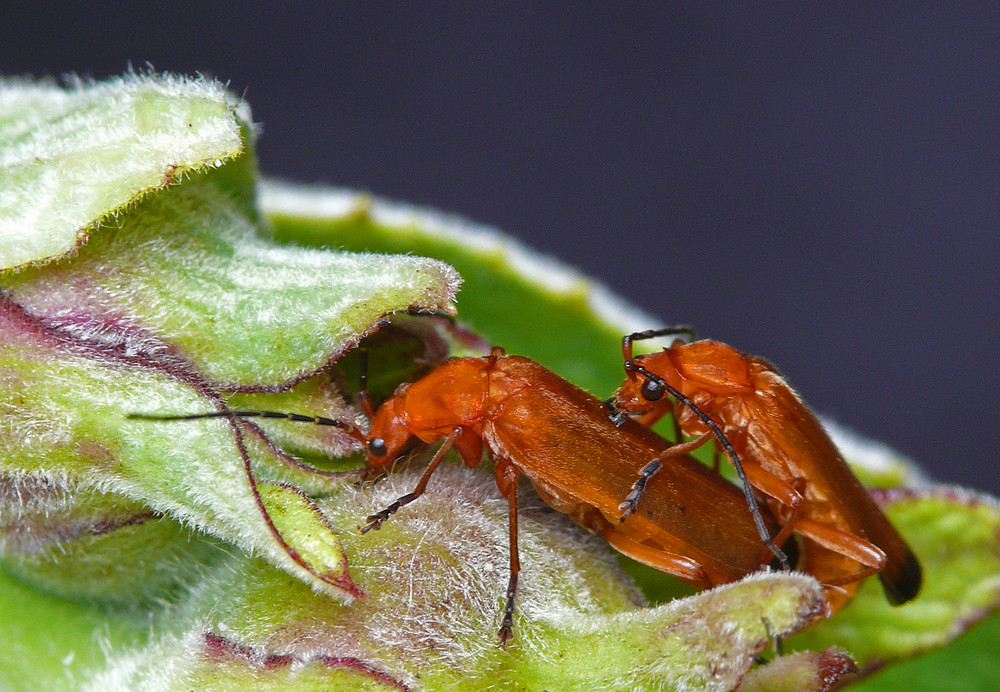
[[611, 329, 922, 610], [153, 347, 790, 645]]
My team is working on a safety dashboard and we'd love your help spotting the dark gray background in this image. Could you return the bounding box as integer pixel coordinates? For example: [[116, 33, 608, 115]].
[[4, 5, 997, 493]]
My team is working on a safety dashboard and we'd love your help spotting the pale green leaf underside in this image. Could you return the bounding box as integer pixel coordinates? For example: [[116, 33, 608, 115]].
[[0, 316, 357, 601], [4, 171, 460, 388], [259, 181, 655, 397], [0, 74, 248, 271]]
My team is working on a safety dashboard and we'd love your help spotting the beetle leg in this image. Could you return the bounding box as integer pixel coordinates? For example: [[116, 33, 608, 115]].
[[605, 398, 672, 429], [740, 464, 805, 565], [602, 397, 630, 427], [452, 428, 485, 467], [599, 526, 712, 587], [360, 427, 460, 533], [793, 518, 887, 585], [618, 458, 661, 520], [618, 433, 713, 520], [494, 458, 520, 647]]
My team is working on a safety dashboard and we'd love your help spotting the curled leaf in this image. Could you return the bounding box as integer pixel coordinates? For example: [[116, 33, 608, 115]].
[[0, 293, 358, 600], [1, 72, 462, 615], [4, 173, 460, 388], [259, 181, 650, 394], [0, 478, 225, 605], [256, 480, 360, 599], [0, 73, 248, 271]]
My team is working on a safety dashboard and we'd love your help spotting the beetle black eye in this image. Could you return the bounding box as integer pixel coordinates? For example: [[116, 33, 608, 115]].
[[641, 378, 664, 402], [368, 438, 388, 457]]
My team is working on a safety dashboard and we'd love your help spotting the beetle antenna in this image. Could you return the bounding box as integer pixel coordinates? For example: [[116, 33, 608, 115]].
[[126, 410, 367, 444], [624, 361, 789, 570], [621, 326, 696, 363]]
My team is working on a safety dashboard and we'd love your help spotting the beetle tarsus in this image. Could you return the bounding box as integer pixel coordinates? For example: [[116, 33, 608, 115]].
[[619, 458, 662, 521], [603, 397, 630, 427], [360, 514, 386, 533], [361, 492, 416, 533], [498, 571, 518, 648]]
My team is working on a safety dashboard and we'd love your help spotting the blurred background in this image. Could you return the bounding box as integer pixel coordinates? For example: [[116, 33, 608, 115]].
[[3, 4, 997, 493]]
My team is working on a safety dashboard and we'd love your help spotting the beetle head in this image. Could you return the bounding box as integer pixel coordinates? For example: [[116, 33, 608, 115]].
[[363, 399, 419, 474]]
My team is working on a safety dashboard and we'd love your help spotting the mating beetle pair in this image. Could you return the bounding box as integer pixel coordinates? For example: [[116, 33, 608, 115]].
[[144, 328, 921, 645]]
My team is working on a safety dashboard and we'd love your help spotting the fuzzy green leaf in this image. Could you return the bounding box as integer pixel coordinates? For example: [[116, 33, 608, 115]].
[[0, 301, 358, 600], [0, 474, 225, 604], [259, 182, 644, 396], [0, 74, 459, 610], [0, 73, 247, 271], [3, 173, 460, 388]]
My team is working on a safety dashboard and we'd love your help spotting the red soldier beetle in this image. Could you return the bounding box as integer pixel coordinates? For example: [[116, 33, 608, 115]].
[[610, 328, 922, 610], [146, 347, 794, 645]]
